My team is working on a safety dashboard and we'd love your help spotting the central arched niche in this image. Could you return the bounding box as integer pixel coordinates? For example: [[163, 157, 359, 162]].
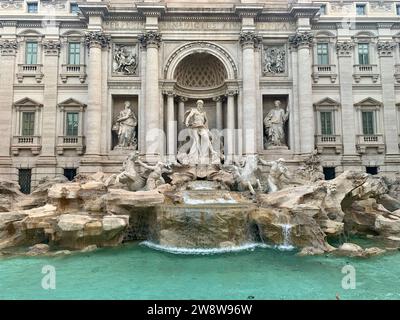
[[174, 53, 227, 90]]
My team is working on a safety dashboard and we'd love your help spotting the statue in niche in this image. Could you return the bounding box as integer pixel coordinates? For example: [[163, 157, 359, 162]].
[[263, 100, 289, 148], [177, 100, 222, 165], [113, 45, 138, 75], [259, 158, 291, 193], [113, 101, 138, 149], [263, 47, 285, 75]]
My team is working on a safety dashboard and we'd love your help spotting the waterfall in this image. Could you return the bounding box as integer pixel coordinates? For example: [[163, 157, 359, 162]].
[[278, 223, 294, 251]]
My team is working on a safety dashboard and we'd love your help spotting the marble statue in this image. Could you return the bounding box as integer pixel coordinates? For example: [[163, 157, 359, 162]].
[[263, 47, 285, 75], [105, 151, 145, 191], [135, 159, 172, 191], [259, 158, 290, 193], [263, 100, 289, 148], [114, 101, 137, 149], [177, 100, 221, 165], [225, 155, 262, 195], [113, 45, 138, 75]]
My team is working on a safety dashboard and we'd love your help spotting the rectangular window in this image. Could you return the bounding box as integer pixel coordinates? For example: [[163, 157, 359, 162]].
[[317, 43, 329, 65], [68, 42, 80, 65], [358, 43, 369, 65], [362, 111, 374, 135], [64, 168, 77, 181], [27, 2, 38, 13], [356, 4, 366, 16], [366, 166, 378, 175], [320, 4, 327, 15], [66, 112, 79, 136], [22, 112, 35, 136], [19, 169, 32, 194], [320, 111, 333, 135], [323, 167, 336, 180], [25, 42, 38, 64], [70, 3, 79, 14], [397, 4, 400, 16]]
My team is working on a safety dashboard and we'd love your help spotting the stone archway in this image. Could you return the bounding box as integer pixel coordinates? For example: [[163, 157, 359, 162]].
[[163, 42, 238, 161], [164, 41, 238, 81]]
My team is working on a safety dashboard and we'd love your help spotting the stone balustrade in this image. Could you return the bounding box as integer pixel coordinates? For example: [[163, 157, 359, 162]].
[[16, 64, 44, 83], [60, 64, 87, 83], [356, 134, 385, 154], [11, 135, 41, 155], [56, 136, 85, 155], [315, 135, 342, 154]]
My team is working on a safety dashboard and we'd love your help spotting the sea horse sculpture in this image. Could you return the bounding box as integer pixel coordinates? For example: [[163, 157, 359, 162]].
[[105, 151, 145, 191]]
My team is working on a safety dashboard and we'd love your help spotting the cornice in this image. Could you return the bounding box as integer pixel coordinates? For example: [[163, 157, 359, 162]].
[[136, 4, 166, 18], [289, 5, 320, 19], [234, 5, 264, 18], [78, 4, 109, 19]]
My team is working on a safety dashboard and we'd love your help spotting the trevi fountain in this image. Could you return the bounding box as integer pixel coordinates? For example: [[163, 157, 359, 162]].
[[1, 101, 400, 299]]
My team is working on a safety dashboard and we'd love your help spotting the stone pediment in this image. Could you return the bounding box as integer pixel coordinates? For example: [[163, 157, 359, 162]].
[[313, 97, 340, 107], [58, 98, 87, 108], [354, 97, 383, 108], [13, 97, 42, 108]]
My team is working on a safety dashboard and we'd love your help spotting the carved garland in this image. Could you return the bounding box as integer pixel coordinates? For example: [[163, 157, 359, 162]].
[[377, 41, 397, 56], [336, 41, 355, 56], [0, 39, 18, 54], [43, 40, 61, 55]]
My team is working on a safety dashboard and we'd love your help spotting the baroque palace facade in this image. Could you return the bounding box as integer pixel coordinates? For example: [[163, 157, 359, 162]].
[[1, 0, 400, 192]]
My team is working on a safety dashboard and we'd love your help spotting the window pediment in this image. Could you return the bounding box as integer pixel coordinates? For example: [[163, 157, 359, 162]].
[[354, 97, 382, 108], [58, 98, 86, 109], [13, 97, 42, 108], [314, 97, 340, 110]]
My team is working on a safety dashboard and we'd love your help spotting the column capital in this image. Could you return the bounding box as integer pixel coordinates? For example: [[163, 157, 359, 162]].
[[239, 31, 261, 49], [139, 31, 162, 49], [212, 96, 222, 102], [377, 41, 397, 57], [84, 31, 110, 49], [336, 41, 355, 57], [162, 89, 175, 97], [43, 40, 61, 56], [225, 88, 239, 96], [0, 39, 18, 56], [288, 31, 313, 49]]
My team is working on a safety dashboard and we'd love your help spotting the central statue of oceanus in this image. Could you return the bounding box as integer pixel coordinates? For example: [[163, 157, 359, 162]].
[[177, 100, 222, 165]]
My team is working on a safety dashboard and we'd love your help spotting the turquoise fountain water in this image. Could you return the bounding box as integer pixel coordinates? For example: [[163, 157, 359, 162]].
[[1, 243, 400, 300]]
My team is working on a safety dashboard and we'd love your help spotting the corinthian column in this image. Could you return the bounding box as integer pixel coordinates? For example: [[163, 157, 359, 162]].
[[164, 90, 176, 159], [289, 32, 314, 154], [240, 31, 260, 155], [336, 41, 357, 157], [40, 40, 61, 162], [377, 41, 398, 155], [84, 31, 110, 158], [0, 40, 17, 166], [139, 31, 162, 159]]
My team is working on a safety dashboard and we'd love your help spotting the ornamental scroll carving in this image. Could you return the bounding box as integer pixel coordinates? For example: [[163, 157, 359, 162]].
[[288, 32, 313, 48], [84, 31, 110, 49]]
